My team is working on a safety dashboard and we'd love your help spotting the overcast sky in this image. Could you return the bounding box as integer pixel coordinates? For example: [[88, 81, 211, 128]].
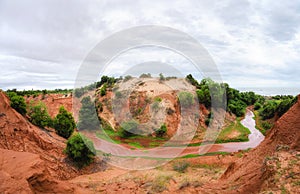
[[0, 0, 299, 92]]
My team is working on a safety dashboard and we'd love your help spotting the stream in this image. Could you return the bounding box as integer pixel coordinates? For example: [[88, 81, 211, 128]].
[[83, 109, 265, 158]]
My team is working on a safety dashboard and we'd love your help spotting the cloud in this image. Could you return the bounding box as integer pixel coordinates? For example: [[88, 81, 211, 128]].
[[0, 0, 299, 91]]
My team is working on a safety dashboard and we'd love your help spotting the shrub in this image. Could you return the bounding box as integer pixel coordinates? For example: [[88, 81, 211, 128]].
[[77, 96, 100, 130], [124, 75, 132, 82], [139, 73, 151, 78], [65, 133, 96, 167], [154, 97, 162, 102], [178, 91, 194, 108], [100, 83, 107, 96], [53, 106, 76, 139], [151, 101, 160, 111], [115, 91, 122, 98], [173, 161, 189, 173], [7, 92, 27, 115], [28, 101, 52, 128], [155, 124, 167, 137], [261, 121, 272, 131]]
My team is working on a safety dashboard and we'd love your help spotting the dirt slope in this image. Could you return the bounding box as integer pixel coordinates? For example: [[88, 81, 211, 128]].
[[0, 91, 104, 193], [0, 148, 82, 193], [197, 95, 300, 193]]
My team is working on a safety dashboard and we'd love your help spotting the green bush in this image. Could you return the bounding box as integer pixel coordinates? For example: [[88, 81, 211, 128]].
[[100, 83, 107, 96], [155, 124, 167, 137], [65, 133, 96, 167], [173, 161, 189, 173], [7, 92, 27, 115], [262, 121, 272, 131], [28, 101, 52, 128], [53, 106, 76, 139], [178, 91, 194, 108]]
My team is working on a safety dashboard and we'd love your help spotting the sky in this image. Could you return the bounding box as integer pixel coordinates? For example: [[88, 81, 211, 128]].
[[0, 0, 299, 93]]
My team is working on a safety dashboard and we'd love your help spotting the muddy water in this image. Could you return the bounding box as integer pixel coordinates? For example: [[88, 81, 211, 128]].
[[197, 110, 265, 154], [84, 109, 265, 158]]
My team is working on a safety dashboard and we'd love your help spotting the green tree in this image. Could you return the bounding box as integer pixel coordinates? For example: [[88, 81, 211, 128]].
[[28, 101, 52, 128], [186, 74, 200, 88], [7, 92, 27, 115], [53, 106, 76, 139], [277, 98, 296, 117], [77, 96, 99, 130], [65, 133, 96, 167], [159, 73, 165, 81]]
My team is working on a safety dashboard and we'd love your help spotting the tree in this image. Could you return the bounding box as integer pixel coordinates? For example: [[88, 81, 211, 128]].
[[65, 133, 96, 167], [186, 74, 200, 88], [159, 73, 165, 81], [77, 96, 100, 130], [28, 101, 52, 128], [53, 106, 76, 139], [7, 92, 27, 115], [277, 98, 296, 117]]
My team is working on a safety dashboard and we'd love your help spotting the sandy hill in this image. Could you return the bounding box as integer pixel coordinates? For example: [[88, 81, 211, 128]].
[[196, 95, 300, 193], [0, 91, 100, 193]]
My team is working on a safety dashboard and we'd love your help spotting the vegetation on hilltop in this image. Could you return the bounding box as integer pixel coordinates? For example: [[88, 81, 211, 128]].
[[7, 92, 27, 115], [6, 88, 71, 98]]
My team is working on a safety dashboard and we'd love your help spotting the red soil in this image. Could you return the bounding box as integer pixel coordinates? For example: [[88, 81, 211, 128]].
[[195, 95, 300, 193], [0, 92, 103, 193]]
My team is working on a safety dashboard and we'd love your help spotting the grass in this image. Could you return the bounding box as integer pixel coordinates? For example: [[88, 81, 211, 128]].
[[95, 131, 121, 144], [151, 175, 171, 193], [215, 118, 251, 143], [128, 142, 143, 149]]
